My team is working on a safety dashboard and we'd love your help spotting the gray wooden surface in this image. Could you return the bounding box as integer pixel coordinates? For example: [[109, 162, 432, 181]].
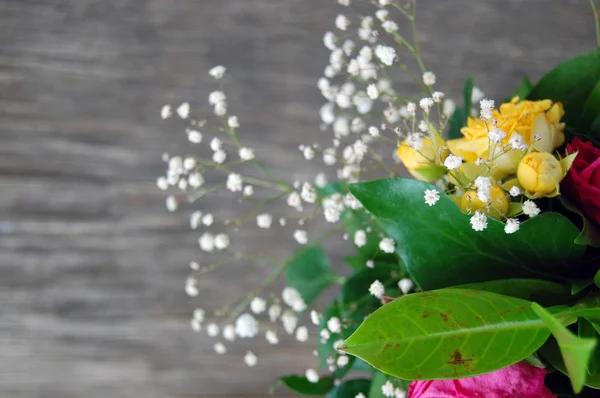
[[0, 0, 596, 397]]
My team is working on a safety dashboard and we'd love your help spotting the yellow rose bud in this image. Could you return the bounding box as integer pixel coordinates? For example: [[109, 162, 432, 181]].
[[397, 134, 448, 182], [459, 186, 509, 220], [517, 152, 562, 195]]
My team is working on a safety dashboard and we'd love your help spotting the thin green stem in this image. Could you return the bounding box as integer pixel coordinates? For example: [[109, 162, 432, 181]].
[[591, 0, 600, 47]]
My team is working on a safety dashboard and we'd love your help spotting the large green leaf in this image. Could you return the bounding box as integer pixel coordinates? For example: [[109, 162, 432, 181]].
[[527, 48, 600, 141], [286, 245, 337, 304], [453, 279, 574, 307], [540, 337, 600, 391], [271, 375, 334, 395], [326, 379, 370, 398], [349, 178, 585, 290], [341, 289, 551, 380], [368, 371, 390, 398], [579, 318, 600, 376], [532, 303, 597, 393], [448, 76, 474, 140]]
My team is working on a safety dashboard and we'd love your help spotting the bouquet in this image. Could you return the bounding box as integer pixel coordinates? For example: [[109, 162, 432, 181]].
[[158, 0, 600, 396]]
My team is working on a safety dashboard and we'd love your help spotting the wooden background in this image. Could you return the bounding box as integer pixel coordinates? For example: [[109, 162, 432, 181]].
[[0, 0, 596, 397]]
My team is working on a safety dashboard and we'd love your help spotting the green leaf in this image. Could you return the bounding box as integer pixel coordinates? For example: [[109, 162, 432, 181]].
[[452, 279, 574, 307], [560, 196, 600, 248], [527, 48, 600, 142], [579, 318, 600, 375], [540, 337, 600, 390], [368, 371, 390, 398], [271, 375, 334, 395], [286, 245, 336, 304], [506, 77, 532, 102], [532, 303, 597, 393], [341, 289, 551, 380], [447, 76, 474, 140], [572, 279, 595, 295], [326, 379, 370, 398], [348, 178, 586, 290], [595, 269, 600, 289]]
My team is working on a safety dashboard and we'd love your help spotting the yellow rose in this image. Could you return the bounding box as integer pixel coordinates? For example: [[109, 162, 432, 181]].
[[397, 133, 448, 182], [459, 185, 509, 220], [517, 152, 563, 196], [447, 97, 565, 180]]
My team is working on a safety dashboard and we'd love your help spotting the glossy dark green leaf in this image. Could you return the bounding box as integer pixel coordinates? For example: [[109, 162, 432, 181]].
[[448, 76, 474, 140], [532, 303, 597, 393], [453, 279, 574, 307], [271, 375, 334, 395], [560, 196, 600, 248], [349, 178, 585, 290], [286, 245, 337, 304], [579, 318, 600, 375], [326, 379, 370, 398], [581, 82, 600, 132], [506, 77, 532, 102], [367, 371, 390, 398], [527, 48, 600, 141], [595, 269, 600, 289], [541, 336, 600, 390], [572, 279, 595, 295], [342, 289, 550, 380]]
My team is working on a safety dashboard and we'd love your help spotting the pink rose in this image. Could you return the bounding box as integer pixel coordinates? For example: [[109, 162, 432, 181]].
[[407, 362, 555, 398]]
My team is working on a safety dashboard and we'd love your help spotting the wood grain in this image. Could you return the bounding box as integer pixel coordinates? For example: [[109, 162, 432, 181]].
[[0, 0, 595, 396]]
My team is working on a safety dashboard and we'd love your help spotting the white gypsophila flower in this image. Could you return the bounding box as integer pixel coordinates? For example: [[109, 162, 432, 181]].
[[214, 102, 227, 116], [337, 355, 349, 367], [505, 218, 520, 234], [287, 191, 302, 210], [185, 277, 199, 297], [282, 310, 298, 334], [479, 98, 495, 121], [296, 326, 308, 342], [187, 129, 202, 144], [166, 195, 178, 212], [320, 329, 331, 342], [250, 297, 266, 314], [207, 323, 220, 337], [376, 8, 389, 20], [266, 330, 279, 345], [347, 59, 360, 76], [323, 31, 337, 51], [210, 137, 222, 151], [303, 146, 315, 160], [523, 200, 540, 217], [227, 115, 239, 128], [306, 368, 320, 383], [379, 237, 395, 253], [368, 126, 380, 137], [294, 230, 308, 244], [191, 318, 201, 332], [235, 313, 259, 338], [327, 317, 342, 333], [156, 176, 168, 191], [472, 86, 485, 103], [214, 342, 226, 355], [443, 99, 456, 118], [488, 128, 507, 144], [334, 116, 350, 137], [474, 176, 492, 203], [444, 154, 463, 170], [353, 91, 374, 114], [212, 149, 226, 164], [323, 194, 344, 223], [338, 0, 351, 5], [310, 310, 321, 326], [160, 104, 172, 119], [366, 83, 379, 99], [226, 173, 243, 192], [189, 261, 200, 271], [509, 133, 528, 151], [209, 65, 226, 79], [342, 39, 355, 56], [268, 304, 281, 322], [418, 120, 429, 133], [366, 259, 374, 268], [323, 148, 337, 165], [256, 213, 273, 229], [356, 394, 366, 398], [395, 388, 406, 398], [406, 132, 424, 151], [335, 14, 350, 31], [198, 233, 215, 252], [177, 179, 187, 191], [379, 0, 391, 6], [419, 97, 434, 113], [202, 213, 214, 226], [375, 45, 396, 66], [432, 91, 445, 103], [382, 381, 395, 397], [398, 278, 414, 294], [470, 211, 488, 231], [208, 90, 226, 106], [422, 71, 436, 86], [244, 351, 257, 367], [301, 182, 317, 203], [176, 102, 190, 119], [193, 308, 205, 322], [406, 102, 417, 117], [354, 230, 367, 247], [223, 324, 236, 342], [188, 172, 204, 188], [369, 280, 385, 298], [239, 147, 255, 161], [333, 339, 345, 352], [243, 185, 254, 197], [509, 186, 521, 197], [382, 20, 398, 33], [424, 189, 440, 206], [214, 233, 230, 250], [282, 287, 305, 310], [315, 172, 328, 188]]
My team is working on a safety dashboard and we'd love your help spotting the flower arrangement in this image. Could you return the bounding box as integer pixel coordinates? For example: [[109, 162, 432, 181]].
[[158, 0, 600, 396]]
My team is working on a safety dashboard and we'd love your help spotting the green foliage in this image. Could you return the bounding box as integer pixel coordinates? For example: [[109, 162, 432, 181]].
[[285, 245, 337, 304], [348, 178, 586, 290], [342, 289, 550, 380], [448, 76, 474, 140], [453, 279, 574, 306], [326, 379, 370, 398], [560, 196, 600, 248], [527, 48, 600, 144], [532, 303, 597, 393], [271, 375, 334, 395]]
